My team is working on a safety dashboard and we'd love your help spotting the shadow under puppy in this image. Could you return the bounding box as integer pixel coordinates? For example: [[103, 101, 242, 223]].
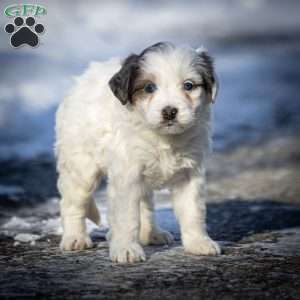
[[55, 42, 219, 263]]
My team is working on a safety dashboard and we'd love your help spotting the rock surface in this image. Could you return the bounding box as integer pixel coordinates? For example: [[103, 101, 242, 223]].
[[0, 206, 299, 300], [0, 134, 300, 299]]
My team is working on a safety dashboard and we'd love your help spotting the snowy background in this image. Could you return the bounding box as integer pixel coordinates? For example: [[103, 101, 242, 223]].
[[0, 0, 300, 241], [0, 0, 299, 158]]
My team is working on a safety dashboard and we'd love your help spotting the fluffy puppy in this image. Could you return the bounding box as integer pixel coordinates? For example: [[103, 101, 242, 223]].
[[55, 42, 220, 263]]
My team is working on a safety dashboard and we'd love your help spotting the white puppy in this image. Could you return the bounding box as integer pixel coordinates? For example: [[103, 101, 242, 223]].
[[55, 42, 220, 263]]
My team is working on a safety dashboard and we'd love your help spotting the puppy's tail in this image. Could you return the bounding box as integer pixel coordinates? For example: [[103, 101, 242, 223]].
[[87, 198, 101, 225]]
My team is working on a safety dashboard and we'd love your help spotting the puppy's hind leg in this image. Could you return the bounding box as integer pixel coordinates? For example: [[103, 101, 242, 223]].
[[58, 154, 102, 251], [139, 192, 174, 246]]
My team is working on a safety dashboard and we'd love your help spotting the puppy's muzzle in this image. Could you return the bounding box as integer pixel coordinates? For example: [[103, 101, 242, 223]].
[[162, 106, 178, 121]]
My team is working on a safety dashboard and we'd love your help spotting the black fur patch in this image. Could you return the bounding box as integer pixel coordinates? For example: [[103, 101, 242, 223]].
[[139, 41, 174, 57], [108, 54, 140, 105], [193, 51, 217, 100], [109, 42, 173, 105]]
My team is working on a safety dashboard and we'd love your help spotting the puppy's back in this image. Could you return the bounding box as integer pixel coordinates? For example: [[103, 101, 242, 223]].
[[55, 58, 124, 165]]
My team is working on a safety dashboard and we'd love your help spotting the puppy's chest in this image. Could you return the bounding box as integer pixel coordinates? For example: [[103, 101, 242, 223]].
[[140, 143, 196, 188]]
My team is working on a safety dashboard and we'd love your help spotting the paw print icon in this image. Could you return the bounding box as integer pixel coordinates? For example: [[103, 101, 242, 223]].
[[4, 17, 44, 48]]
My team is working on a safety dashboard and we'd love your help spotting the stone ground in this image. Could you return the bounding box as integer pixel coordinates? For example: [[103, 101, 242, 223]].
[[0, 133, 300, 299]]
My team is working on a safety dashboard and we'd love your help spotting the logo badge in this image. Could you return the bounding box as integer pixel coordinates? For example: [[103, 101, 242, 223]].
[[4, 4, 46, 48]]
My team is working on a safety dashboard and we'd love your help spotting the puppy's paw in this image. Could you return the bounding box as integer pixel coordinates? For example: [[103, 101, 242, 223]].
[[140, 228, 174, 246], [184, 236, 221, 256], [105, 230, 112, 242], [60, 233, 93, 251], [109, 241, 146, 263]]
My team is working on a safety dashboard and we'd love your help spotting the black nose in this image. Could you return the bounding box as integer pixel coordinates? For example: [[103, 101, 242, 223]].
[[162, 106, 178, 121]]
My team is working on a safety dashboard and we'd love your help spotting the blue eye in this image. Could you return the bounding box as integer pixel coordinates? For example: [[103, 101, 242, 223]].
[[144, 82, 157, 93], [183, 81, 194, 91]]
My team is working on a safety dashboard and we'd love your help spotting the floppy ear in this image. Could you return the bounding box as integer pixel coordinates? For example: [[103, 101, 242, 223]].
[[195, 47, 218, 103], [208, 72, 218, 103], [108, 54, 140, 105]]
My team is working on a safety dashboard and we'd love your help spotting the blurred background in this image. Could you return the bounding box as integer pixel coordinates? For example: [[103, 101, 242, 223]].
[[0, 0, 299, 240]]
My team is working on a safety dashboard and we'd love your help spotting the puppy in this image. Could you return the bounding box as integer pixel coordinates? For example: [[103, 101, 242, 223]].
[[55, 42, 220, 263]]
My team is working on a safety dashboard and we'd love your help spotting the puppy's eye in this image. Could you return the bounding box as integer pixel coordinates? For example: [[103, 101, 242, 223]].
[[144, 82, 157, 93], [183, 80, 194, 91]]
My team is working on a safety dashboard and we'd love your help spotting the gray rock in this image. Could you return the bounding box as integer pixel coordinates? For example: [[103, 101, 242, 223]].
[[0, 200, 300, 299], [0, 134, 300, 299]]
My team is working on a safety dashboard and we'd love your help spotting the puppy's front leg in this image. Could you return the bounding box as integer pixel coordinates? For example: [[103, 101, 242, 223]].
[[172, 168, 220, 256], [107, 166, 146, 263]]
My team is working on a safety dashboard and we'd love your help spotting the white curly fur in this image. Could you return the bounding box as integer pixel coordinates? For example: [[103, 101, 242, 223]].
[[55, 43, 220, 263]]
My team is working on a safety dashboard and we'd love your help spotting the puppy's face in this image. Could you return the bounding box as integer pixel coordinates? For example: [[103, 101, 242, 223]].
[[109, 42, 218, 135]]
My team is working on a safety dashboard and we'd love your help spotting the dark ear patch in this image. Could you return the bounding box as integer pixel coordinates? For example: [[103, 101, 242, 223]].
[[109, 54, 140, 105], [195, 49, 218, 102]]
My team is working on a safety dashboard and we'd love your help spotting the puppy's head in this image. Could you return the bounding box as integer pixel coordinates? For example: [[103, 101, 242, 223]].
[[109, 42, 218, 135]]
